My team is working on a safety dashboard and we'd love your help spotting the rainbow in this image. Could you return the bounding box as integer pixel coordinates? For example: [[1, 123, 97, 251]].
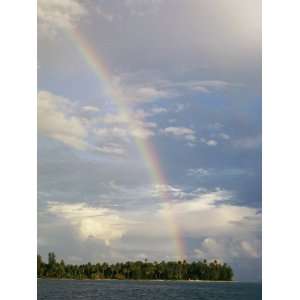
[[66, 28, 187, 261]]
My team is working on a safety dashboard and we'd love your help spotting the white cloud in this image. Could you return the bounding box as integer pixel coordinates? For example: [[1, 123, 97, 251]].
[[95, 121, 155, 140], [95, 127, 129, 140], [162, 126, 192, 136], [187, 168, 251, 178], [100, 187, 261, 262], [206, 123, 231, 143], [152, 184, 187, 199], [108, 73, 234, 105], [109, 76, 177, 103], [158, 189, 261, 241], [161, 126, 196, 142], [161, 80, 234, 94], [159, 189, 232, 215], [130, 126, 155, 139], [38, 90, 128, 155], [194, 238, 223, 259], [97, 110, 157, 140], [38, 0, 87, 37], [154, 188, 261, 261], [194, 237, 260, 261], [94, 143, 126, 156], [82, 105, 100, 113], [201, 138, 218, 146], [38, 91, 87, 150], [187, 168, 210, 176], [41, 185, 261, 264], [48, 202, 130, 246], [206, 139, 218, 146], [135, 86, 170, 100]]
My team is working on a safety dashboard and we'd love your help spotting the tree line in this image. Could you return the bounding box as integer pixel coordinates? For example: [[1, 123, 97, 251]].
[[38, 252, 233, 281]]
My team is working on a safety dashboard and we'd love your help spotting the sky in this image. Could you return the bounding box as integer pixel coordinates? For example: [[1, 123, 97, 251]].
[[37, 0, 261, 281]]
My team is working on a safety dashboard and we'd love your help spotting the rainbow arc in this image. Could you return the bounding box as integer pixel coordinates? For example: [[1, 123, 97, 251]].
[[67, 28, 187, 261]]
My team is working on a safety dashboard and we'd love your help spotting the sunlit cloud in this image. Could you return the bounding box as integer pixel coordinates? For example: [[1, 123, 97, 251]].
[[47, 202, 131, 246], [38, 0, 87, 37], [38, 91, 88, 150], [161, 126, 196, 142]]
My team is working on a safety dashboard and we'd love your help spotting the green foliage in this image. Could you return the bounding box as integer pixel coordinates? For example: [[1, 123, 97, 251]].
[[37, 253, 234, 281]]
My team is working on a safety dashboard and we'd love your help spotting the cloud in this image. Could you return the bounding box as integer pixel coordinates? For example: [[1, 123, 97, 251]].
[[200, 138, 218, 146], [187, 168, 252, 177], [40, 183, 261, 274], [161, 126, 196, 142], [38, 90, 128, 155], [99, 187, 261, 263], [151, 184, 187, 199], [38, 91, 88, 150], [159, 189, 233, 215], [82, 105, 100, 113], [107, 72, 236, 105], [134, 87, 171, 100], [38, 0, 87, 37], [187, 168, 210, 176], [95, 127, 129, 140], [157, 188, 261, 241], [168, 80, 234, 93], [206, 140, 218, 146], [109, 75, 177, 103], [194, 237, 260, 262], [129, 126, 156, 139], [94, 143, 126, 156], [194, 238, 223, 260], [97, 111, 157, 140], [47, 202, 130, 246], [205, 123, 231, 143], [37, 90, 162, 154]]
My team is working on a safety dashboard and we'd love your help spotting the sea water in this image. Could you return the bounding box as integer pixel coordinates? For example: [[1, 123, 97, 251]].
[[38, 279, 261, 300]]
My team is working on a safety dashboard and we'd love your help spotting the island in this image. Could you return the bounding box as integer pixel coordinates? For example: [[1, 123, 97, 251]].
[[38, 252, 234, 281]]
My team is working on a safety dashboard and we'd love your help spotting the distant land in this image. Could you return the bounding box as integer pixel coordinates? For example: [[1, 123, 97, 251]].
[[38, 252, 234, 281]]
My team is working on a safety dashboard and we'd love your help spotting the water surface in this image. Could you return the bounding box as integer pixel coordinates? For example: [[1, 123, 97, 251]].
[[38, 279, 261, 300]]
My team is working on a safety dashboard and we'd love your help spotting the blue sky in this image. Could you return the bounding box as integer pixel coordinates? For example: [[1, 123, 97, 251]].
[[38, 0, 261, 281]]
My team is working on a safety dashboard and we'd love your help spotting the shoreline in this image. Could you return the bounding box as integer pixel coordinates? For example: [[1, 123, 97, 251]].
[[38, 278, 237, 283]]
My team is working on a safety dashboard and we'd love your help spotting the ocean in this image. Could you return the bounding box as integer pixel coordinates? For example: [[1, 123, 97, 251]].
[[38, 279, 261, 300]]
